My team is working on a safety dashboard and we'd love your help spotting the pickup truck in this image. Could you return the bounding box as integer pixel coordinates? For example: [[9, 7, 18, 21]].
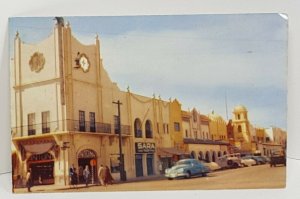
[[270, 154, 286, 167]]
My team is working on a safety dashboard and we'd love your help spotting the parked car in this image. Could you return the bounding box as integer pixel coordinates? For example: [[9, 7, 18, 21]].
[[259, 156, 270, 163], [241, 156, 256, 167], [244, 156, 266, 165], [216, 153, 242, 169], [165, 159, 210, 180]]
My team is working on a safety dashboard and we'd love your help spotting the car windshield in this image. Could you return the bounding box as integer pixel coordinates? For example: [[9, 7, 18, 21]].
[[176, 160, 192, 166]]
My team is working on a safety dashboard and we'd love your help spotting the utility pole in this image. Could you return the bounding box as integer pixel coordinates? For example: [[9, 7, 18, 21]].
[[113, 100, 127, 181]]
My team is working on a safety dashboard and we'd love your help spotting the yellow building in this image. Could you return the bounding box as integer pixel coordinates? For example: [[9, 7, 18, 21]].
[[231, 105, 252, 152], [11, 19, 184, 187], [181, 109, 229, 163], [208, 112, 228, 141]]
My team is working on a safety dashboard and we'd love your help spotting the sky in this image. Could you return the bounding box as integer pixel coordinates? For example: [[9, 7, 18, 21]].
[[9, 14, 287, 129]]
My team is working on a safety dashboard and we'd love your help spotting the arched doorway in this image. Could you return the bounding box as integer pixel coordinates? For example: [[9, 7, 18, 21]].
[[205, 151, 211, 163], [77, 149, 97, 184], [212, 151, 217, 162], [198, 151, 204, 161], [27, 152, 54, 185], [218, 151, 222, 157], [191, 151, 196, 159], [223, 151, 227, 155]]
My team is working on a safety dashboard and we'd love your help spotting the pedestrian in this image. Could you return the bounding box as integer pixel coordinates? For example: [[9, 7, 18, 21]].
[[83, 165, 90, 187], [104, 165, 114, 185], [158, 162, 163, 174], [69, 164, 75, 187], [98, 164, 105, 186], [26, 168, 32, 192], [78, 166, 83, 183], [71, 168, 78, 189]]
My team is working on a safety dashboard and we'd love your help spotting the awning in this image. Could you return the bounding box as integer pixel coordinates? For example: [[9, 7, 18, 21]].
[[23, 142, 54, 154], [20, 139, 56, 155], [157, 147, 189, 157]]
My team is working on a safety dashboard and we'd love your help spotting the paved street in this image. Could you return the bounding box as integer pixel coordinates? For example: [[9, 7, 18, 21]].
[[14, 164, 285, 193]]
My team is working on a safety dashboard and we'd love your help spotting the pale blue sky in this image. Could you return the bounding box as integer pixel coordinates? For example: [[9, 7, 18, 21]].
[[9, 14, 287, 129]]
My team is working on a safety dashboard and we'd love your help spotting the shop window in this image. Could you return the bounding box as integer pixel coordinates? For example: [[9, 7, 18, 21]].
[[110, 154, 123, 173]]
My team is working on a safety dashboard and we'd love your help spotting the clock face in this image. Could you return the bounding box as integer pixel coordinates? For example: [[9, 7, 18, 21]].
[[79, 54, 90, 72]]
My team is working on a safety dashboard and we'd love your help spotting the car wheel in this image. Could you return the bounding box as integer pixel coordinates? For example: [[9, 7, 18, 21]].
[[202, 172, 207, 177], [185, 171, 191, 179], [168, 178, 173, 180]]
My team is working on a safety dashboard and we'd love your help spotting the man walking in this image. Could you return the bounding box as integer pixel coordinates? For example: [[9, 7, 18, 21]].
[[83, 165, 90, 187], [26, 168, 32, 192]]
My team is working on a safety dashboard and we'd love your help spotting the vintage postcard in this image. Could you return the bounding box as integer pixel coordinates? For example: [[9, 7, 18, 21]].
[[9, 14, 287, 193]]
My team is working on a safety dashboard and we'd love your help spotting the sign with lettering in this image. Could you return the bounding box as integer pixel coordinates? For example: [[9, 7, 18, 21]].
[[135, 142, 155, 153]]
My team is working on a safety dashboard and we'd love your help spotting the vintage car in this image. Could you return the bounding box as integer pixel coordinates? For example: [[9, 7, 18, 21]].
[[270, 151, 286, 167], [165, 159, 210, 180], [216, 153, 242, 169], [241, 156, 256, 167], [244, 155, 267, 165]]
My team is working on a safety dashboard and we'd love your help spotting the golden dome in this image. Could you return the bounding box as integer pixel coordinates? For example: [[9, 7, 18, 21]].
[[233, 105, 248, 113]]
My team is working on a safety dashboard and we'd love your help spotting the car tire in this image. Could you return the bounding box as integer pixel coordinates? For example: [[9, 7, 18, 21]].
[[185, 171, 191, 179], [202, 172, 207, 177], [168, 178, 173, 180]]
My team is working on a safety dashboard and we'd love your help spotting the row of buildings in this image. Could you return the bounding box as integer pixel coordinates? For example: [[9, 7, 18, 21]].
[[11, 19, 286, 187]]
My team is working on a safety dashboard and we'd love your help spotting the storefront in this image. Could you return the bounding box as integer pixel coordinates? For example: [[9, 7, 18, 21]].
[[28, 152, 55, 185], [77, 149, 98, 184], [135, 142, 155, 177], [157, 147, 189, 173]]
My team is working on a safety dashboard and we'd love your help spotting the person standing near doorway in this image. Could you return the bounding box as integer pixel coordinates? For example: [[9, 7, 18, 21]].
[[26, 168, 32, 192], [98, 164, 105, 186], [83, 165, 90, 187]]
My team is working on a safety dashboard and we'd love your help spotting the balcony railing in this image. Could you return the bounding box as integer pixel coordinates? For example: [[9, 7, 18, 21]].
[[12, 120, 132, 137], [67, 120, 112, 134], [115, 125, 131, 135], [183, 138, 229, 145], [11, 121, 62, 138]]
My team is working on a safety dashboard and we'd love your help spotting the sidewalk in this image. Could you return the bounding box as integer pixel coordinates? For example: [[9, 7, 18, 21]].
[[13, 174, 165, 193]]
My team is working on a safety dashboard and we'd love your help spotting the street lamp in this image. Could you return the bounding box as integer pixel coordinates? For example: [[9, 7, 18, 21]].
[[61, 141, 70, 186], [113, 100, 127, 181]]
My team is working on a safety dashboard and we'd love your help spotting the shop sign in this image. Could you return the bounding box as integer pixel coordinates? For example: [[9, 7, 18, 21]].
[[135, 142, 155, 153]]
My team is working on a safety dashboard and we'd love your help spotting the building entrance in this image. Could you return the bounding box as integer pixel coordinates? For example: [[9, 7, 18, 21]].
[[27, 152, 54, 185], [77, 149, 97, 184], [135, 154, 143, 177], [147, 154, 154, 175]]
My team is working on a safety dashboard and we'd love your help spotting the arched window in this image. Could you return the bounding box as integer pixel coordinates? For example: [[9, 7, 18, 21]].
[[145, 120, 153, 138], [238, 125, 242, 133], [134, 118, 142, 138]]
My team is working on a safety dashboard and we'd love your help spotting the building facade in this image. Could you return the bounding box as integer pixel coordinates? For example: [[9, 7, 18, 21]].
[[181, 109, 229, 163], [11, 20, 184, 187]]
